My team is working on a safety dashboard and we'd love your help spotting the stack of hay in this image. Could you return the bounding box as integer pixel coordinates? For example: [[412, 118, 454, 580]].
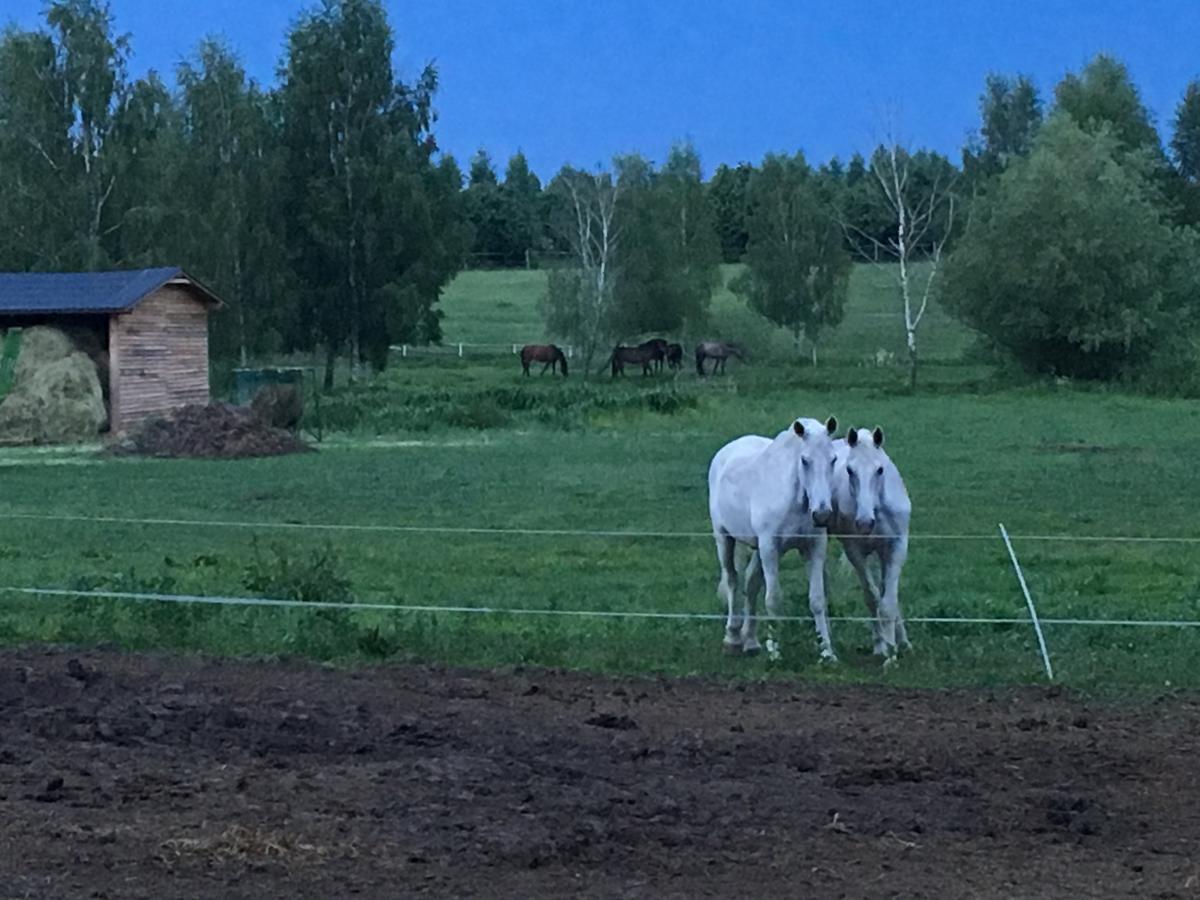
[[0, 326, 107, 444]]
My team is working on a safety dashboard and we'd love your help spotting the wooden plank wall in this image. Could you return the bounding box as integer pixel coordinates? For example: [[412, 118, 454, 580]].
[[109, 286, 210, 432]]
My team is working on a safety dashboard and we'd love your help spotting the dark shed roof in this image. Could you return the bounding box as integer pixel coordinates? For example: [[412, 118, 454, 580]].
[[0, 267, 222, 315]]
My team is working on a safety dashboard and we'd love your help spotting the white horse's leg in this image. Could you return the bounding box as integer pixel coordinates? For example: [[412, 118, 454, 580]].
[[878, 542, 909, 663], [715, 533, 742, 653], [742, 549, 764, 655], [842, 539, 885, 655], [758, 540, 784, 660], [806, 535, 837, 662]]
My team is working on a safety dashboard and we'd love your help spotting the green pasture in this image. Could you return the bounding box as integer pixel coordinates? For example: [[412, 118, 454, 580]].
[[440, 263, 974, 363], [0, 265, 1198, 693]]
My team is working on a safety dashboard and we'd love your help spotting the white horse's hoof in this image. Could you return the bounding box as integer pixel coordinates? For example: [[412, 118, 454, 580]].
[[819, 652, 839, 666], [882, 655, 899, 671], [722, 641, 743, 657], [741, 640, 762, 657]]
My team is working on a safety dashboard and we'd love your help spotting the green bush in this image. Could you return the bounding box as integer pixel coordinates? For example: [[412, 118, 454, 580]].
[[242, 540, 352, 603], [942, 116, 1200, 380]]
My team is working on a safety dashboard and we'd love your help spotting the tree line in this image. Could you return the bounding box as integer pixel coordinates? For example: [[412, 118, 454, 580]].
[[0, 0, 468, 388], [2, 1, 1199, 389]]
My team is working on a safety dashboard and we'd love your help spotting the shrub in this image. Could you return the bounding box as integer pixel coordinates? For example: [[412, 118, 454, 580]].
[[242, 540, 352, 603], [942, 116, 1200, 380]]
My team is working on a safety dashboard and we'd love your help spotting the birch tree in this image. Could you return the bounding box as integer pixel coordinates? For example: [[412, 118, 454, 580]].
[[0, 0, 130, 270], [542, 166, 622, 372], [844, 140, 957, 388]]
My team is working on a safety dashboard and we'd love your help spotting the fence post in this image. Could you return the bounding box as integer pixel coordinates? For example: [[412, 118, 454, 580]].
[[999, 523, 1054, 681], [402, 344, 408, 358], [458, 343, 464, 358]]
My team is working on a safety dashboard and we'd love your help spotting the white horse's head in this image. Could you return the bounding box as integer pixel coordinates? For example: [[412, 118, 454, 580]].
[[843, 426, 888, 532], [793, 416, 838, 527]]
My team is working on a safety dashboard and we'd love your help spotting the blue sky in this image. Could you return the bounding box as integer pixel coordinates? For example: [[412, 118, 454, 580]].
[[5, 0, 1199, 179]]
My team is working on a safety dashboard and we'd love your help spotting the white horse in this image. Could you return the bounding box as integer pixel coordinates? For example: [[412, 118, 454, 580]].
[[831, 426, 912, 662], [707, 416, 839, 661]]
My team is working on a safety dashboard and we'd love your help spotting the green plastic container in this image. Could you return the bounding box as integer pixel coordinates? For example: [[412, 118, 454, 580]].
[[232, 367, 306, 406]]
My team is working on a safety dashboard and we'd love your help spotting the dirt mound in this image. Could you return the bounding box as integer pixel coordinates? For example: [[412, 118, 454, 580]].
[[109, 402, 312, 459], [0, 327, 107, 444]]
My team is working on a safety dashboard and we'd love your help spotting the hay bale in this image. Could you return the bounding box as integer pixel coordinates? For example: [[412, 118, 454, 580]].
[[13, 326, 76, 383], [0, 351, 107, 444], [250, 383, 304, 431]]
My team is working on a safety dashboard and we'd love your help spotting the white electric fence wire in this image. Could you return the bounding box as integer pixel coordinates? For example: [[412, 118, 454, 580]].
[[4, 586, 1200, 630], [2, 512, 1199, 544]]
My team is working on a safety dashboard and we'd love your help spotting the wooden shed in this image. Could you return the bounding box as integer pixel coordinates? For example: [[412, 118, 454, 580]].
[[0, 267, 222, 433]]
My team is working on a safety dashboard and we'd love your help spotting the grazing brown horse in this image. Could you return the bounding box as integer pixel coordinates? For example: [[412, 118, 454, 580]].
[[665, 342, 683, 371], [603, 344, 658, 377], [520, 344, 568, 376], [695, 340, 743, 376], [637, 338, 670, 372]]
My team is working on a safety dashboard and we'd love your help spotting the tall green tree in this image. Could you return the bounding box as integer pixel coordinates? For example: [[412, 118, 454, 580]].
[[1054, 54, 1161, 156], [1172, 82, 1200, 181], [964, 73, 1043, 181], [943, 115, 1200, 379], [0, 0, 132, 270], [463, 148, 508, 265], [102, 70, 181, 271], [609, 144, 720, 337], [280, 0, 461, 386], [707, 162, 752, 263], [0, 26, 75, 269], [732, 152, 850, 364], [502, 150, 542, 264], [176, 40, 286, 363]]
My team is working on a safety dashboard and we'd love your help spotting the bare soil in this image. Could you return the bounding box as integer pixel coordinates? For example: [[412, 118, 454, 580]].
[[1, 647, 1198, 899]]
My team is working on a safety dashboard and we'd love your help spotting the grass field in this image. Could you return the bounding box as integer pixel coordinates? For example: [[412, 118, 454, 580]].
[[1, 265, 1198, 693], [441, 263, 975, 363]]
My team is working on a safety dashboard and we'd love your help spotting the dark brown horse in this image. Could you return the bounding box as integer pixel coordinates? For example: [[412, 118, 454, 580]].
[[603, 344, 657, 377], [695, 340, 743, 376], [665, 342, 683, 371], [637, 338, 670, 372], [520, 344, 568, 376]]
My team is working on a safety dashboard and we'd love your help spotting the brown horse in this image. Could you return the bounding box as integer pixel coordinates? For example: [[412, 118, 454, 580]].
[[520, 344, 568, 376], [637, 338, 670, 372], [603, 344, 657, 377], [695, 340, 743, 376], [665, 342, 683, 371]]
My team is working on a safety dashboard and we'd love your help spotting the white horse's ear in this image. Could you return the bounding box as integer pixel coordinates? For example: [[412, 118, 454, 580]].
[[825, 416, 837, 436], [873, 427, 884, 447], [793, 420, 805, 438], [847, 428, 859, 447]]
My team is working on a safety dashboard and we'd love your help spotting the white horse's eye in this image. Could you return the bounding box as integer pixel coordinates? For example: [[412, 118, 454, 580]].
[[802, 457, 811, 467], [876, 466, 884, 477]]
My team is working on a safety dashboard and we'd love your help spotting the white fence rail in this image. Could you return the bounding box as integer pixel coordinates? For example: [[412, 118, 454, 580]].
[[390, 343, 575, 359]]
